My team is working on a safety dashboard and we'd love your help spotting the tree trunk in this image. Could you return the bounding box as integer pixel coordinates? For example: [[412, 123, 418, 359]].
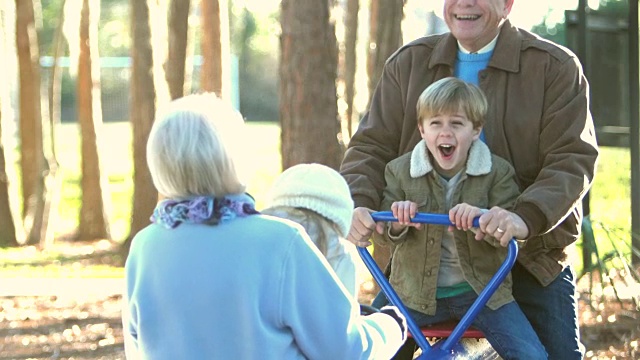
[[0, 109, 20, 247], [367, 0, 403, 108], [279, 0, 343, 170], [37, 78, 58, 249], [16, 0, 48, 246], [343, 0, 359, 139], [122, 0, 160, 259], [200, 0, 231, 100], [48, 0, 66, 162], [34, 0, 66, 249], [15, 0, 44, 219], [76, 0, 111, 241], [0, 0, 24, 246], [166, 0, 191, 100], [366, 0, 404, 273]]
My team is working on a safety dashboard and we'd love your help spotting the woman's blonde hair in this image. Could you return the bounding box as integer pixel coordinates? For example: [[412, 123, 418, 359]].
[[416, 77, 487, 129], [147, 93, 246, 199]]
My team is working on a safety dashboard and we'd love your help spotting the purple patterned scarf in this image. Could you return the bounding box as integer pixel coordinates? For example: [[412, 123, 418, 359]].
[[150, 194, 259, 229]]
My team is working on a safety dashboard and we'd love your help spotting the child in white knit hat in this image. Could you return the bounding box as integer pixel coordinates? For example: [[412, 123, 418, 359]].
[[263, 163, 360, 298]]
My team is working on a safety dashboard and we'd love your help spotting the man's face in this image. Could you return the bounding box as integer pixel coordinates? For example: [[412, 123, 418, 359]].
[[443, 0, 514, 52]]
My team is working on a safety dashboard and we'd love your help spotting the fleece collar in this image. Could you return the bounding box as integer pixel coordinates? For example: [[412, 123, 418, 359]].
[[410, 139, 493, 178]]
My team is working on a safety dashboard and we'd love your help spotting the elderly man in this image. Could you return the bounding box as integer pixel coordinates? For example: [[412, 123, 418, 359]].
[[340, 0, 599, 358]]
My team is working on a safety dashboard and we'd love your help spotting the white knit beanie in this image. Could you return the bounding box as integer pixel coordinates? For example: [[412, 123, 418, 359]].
[[268, 163, 354, 237]]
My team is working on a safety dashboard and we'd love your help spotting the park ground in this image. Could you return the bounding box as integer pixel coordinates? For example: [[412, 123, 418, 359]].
[[0, 239, 638, 360]]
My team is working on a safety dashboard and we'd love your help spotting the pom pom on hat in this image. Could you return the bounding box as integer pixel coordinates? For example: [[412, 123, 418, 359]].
[[268, 163, 354, 237]]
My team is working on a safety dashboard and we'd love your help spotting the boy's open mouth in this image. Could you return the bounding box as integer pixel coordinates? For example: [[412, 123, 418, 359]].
[[439, 144, 455, 157]]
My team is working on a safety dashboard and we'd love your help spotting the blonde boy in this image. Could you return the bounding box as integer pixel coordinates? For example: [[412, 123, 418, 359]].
[[377, 77, 547, 359]]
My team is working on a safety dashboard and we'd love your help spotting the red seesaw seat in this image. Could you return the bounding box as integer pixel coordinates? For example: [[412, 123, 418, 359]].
[[411, 321, 485, 339]]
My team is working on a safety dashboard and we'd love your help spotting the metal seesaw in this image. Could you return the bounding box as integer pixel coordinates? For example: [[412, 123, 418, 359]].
[[358, 211, 518, 360]]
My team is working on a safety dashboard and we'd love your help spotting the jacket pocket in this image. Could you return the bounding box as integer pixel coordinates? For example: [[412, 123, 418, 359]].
[[403, 190, 434, 213], [467, 236, 504, 282]]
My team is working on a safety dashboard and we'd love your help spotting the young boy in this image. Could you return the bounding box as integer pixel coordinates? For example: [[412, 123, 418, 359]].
[[377, 77, 547, 359]]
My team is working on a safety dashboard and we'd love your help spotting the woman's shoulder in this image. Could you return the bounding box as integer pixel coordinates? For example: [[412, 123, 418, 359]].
[[131, 214, 307, 246]]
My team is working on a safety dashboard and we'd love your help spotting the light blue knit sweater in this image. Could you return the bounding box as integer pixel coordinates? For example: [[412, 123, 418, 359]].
[[123, 211, 403, 359]]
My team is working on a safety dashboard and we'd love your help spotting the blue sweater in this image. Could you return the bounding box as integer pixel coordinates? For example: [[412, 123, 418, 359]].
[[123, 212, 403, 359], [454, 50, 492, 85], [454, 50, 492, 142]]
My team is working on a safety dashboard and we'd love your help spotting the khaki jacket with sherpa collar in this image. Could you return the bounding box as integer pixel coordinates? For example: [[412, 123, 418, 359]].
[[375, 140, 520, 314], [341, 20, 599, 286]]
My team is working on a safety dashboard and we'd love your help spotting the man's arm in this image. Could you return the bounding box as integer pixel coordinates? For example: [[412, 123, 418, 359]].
[[514, 56, 599, 237]]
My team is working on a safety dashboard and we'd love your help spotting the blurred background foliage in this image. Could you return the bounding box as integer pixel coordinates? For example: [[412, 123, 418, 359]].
[[531, 0, 628, 46], [38, 0, 280, 122], [34, 0, 628, 124]]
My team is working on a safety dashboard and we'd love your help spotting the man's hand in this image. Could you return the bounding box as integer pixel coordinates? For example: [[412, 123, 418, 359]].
[[477, 207, 529, 247], [346, 207, 384, 247]]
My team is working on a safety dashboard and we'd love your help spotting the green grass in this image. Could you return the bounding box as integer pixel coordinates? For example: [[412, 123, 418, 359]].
[[590, 147, 631, 230], [0, 237, 125, 278], [576, 147, 632, 275], [54, 123, 134, 241]]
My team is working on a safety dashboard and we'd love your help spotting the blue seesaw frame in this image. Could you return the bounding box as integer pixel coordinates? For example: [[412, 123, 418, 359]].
[[358, 211, 518, 359]]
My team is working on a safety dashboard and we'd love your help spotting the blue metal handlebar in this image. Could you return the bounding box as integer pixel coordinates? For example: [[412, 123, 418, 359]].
[[357, 211, 518, 358]]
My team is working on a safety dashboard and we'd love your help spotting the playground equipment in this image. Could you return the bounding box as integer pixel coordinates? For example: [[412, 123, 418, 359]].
[[358, 212, 518, 360]]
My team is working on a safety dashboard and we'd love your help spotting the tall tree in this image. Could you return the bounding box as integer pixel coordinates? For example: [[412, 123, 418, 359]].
[[279, 0, 343, 170], [76, 0, 112, 240], [15, 0, 49, 245], [123, 0, 160, 257], [39, 1, 67, 248], [0, 107, 21, 247], [0, 1, 23, 246], [165, 0, 191, 100], [200, 0, 231, 100], [29, 0, 69, 249], [16, 0, 43, 219], [365, 0, 404, 273], [342, 0, 359, 139], [0, 118, 15, 246], [367, 0, 404, 106], [48, 0, 66, 162]]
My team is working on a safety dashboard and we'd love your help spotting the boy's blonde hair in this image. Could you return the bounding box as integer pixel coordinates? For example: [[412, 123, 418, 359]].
[[416, 77, 487, 129], [146, 93, 246, 199]]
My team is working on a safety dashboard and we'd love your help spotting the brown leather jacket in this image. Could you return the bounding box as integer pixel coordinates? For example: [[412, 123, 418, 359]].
[[340, 20, 599, 286]]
